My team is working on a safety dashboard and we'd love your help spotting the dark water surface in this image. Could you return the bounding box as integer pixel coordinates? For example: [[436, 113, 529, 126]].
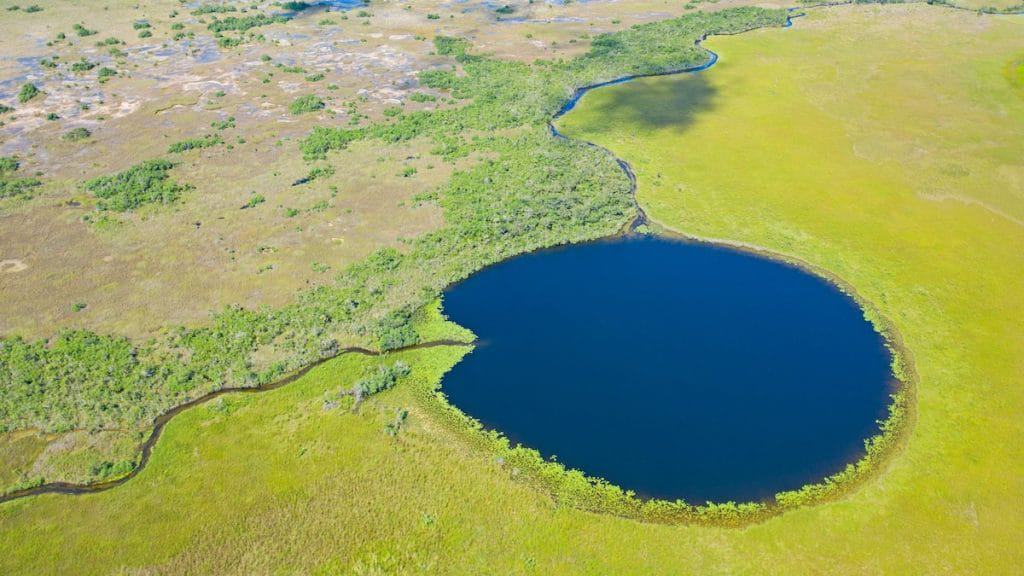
[[441, 235, 893, 503]]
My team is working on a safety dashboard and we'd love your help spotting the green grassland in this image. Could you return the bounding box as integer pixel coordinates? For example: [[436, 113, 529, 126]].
[[1, 2, 1022, 574], [558, 2, 1024, 570]]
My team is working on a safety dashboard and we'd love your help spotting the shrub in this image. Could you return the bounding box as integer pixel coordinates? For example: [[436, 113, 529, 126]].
[[73, 23, 97, 37], [241, 194, 265, 209], [352, 361, 412, 399], [409, 92, 436, 103], [62, 127, 91, 142], [0, 156, 18, 175], [289, 94, 325, 115], [192, 4, 237, 15], [97, 67, 117, 82], [17, 83, 39, 104], [211, 117, 236, 130], [0, 178, 42, 199], [167, 134, 223, 153], [83, 159, 190, 212], [70, 58, 96, 73], [207, 14, 286, 33]]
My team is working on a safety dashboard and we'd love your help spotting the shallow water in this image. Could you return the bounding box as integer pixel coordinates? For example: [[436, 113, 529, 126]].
[[441, 235, 893, 503]]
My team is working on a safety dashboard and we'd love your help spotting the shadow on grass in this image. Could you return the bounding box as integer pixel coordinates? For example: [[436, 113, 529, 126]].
[[569, 69, 720, 136]]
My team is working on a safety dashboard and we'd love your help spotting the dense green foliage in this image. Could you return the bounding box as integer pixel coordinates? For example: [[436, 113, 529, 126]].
[[70, 58, 96, 73], [83, 159, 190, 212], [16, 83, 39, 104], [0, 7, 788, 454], [0, 156, 17, 175], [167, 134, 223, 153], [207, 14, 287, 33], [0, 156, 41, 200], [289, 94, 325, 115], [61, 127, 92, 142], [192, 4, 237, 15], [72, 23, 96, 37], [351, 361, 411, 399]]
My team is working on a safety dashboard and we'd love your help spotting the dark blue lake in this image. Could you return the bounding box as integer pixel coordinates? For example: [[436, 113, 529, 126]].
[[441, 235, 894, 503]]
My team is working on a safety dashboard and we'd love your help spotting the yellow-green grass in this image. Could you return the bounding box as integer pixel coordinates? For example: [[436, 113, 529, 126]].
[[558, 1, 1024, 569], [2, 4, 1024, 574]]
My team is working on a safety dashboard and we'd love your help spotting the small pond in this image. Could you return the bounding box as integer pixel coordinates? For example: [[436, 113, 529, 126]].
[[441, 235, 894, 503]]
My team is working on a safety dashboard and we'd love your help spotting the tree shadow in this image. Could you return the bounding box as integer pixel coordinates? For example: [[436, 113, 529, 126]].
[[572, 69, 720, 136]]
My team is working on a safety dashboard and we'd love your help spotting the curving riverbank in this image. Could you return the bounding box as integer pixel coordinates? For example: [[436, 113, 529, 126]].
[[0, 339, 474, 505]]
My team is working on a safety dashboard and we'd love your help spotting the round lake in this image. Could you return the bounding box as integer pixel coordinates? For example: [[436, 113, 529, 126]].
[[441, 235, 894, 503]]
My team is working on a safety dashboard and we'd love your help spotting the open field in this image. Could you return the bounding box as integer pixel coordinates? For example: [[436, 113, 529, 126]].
[[1, 1, 1022, 573]]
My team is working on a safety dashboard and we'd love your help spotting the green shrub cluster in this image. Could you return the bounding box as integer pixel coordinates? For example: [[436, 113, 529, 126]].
[[211, 117, 236, 130], [0, 156, 41, 200], [83, 159, 191, 212], [290, 94, 325, 115], [70, 58, 97, 73], [207, 14, 287, 33], [73, 23, 97, 37], [61, 127, 92, 142], [0, 156, 18, 175], [353, 361, 411, 398], [17, 83, 39, 104], [167, 134, 224, 153], [192, 4, 238, 15]]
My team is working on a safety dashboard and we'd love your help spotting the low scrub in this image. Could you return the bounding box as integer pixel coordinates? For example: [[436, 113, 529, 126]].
[[83, 159, 190, 212]]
